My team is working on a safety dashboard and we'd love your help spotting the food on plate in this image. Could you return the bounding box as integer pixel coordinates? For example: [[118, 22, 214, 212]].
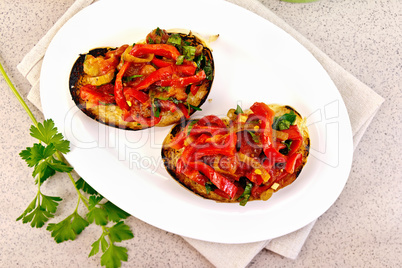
[[162, 102, 310, 205], [69, 28, 215, 130]]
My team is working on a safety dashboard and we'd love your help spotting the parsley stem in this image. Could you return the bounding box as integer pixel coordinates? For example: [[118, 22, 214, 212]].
[[1, 59, 91, 211], [55, 151, 90, 209], [0, 61, 38, 127]]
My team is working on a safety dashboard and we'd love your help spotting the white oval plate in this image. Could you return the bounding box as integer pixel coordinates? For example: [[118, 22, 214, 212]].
[[40, 0, 353, 243]]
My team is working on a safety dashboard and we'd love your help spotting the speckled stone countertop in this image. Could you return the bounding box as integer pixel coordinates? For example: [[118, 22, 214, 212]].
[[0, 0, 401, 267]]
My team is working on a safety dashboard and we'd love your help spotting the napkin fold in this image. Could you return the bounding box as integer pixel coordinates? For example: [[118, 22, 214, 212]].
[[17, 0, 384, 267]]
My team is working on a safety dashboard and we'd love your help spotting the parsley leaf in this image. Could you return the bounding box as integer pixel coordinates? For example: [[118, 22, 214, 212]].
[[101, 244, 128, 268], [29, 119, 70, 153], [108, 222, 134, 243], [88, 195, 104, 210], [87, 207, 108, 226], [103, 202, 130, 223], [90, 221, 134, 268], [16, 193, 62, 228], [47, 211, 89, 243], [75, 177, 98, 195]]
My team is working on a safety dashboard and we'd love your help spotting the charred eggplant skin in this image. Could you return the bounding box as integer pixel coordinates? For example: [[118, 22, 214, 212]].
[[70, 48, 114, 114]]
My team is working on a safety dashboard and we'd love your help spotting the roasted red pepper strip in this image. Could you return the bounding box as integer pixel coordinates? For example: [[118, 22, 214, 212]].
[[114, 61, 131, 111], [194, 132, 237, 159], [176, 65, 197, 76], [187, 161, 238, 199], [156, 70, 206, 88], [124, 87, 150, 103], [280, 125, 303, 155], [168, 127, 188, 150], [130, 44, 180, 60], [177, 103, 190, 119], [151, 57, 174, 68], [285, 153, 303, 174], [133, 65, 173, 91], [250, 102, 286, 163], [80, 84, 115, 104], [189, 125, 228, 137], [176, 134, 210, 173], [183, 169, 231, 199], [197, 115, 227, 128]]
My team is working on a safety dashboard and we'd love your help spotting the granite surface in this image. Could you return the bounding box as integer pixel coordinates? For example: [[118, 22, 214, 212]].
[[0, 0, 401, 267]]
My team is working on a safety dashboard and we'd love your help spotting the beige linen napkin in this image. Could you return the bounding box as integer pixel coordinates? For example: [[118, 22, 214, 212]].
[[17, 0, 384, 267]]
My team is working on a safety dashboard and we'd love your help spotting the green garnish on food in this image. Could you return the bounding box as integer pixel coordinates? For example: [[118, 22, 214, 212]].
[[234, 104, 244, 115], [238, 183, 253, 206], [272, 110, 296, 130], [205, 181, 217, 194], [247, 130, 260, 143]]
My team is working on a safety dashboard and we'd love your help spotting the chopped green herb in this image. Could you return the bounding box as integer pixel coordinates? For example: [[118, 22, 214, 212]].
[[175, 55, 184, 65], [157, 86, 171, 92], [152, 100, 160, 118], [247, 130, 260, 143], [182, 46, 196, 60], [167, 34, 182, 46], [154, 96, 169, 101], [272, 111, 296, 130], [98, 101, 114, 106], [238, 183, 253, 206], [155, 27, 162, 36], [187, 120, 199, 135], [147, 37, 154, 44], [188, 103, 202, 111], [279, 139, 293, 155], [234, 104, 244, 115], [205, 182, 217, 194], [203, 60, 213, 81], [194, 54, 203, 69], [124, 74, 143, 82], [170, 98, 180, 104]]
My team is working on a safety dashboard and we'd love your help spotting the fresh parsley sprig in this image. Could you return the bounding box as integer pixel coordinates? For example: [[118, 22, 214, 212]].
[[1, 61, 134, 268]]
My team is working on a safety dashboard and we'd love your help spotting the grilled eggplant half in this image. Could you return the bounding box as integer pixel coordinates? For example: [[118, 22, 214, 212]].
[[162, 102, 310, 205], [69, 28, 215, 130]]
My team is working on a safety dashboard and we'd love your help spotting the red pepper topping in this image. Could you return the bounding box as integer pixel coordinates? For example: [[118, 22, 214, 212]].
[[156, 70, 206, 88], [114, 61, 131, 111], [187, 161, 238, 199], [80, 84, 115, 105], [124, 87, 150, 104], [168, 101, 307, 204], [133, 65, 174, 91], [130, 44, 181, 60]]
